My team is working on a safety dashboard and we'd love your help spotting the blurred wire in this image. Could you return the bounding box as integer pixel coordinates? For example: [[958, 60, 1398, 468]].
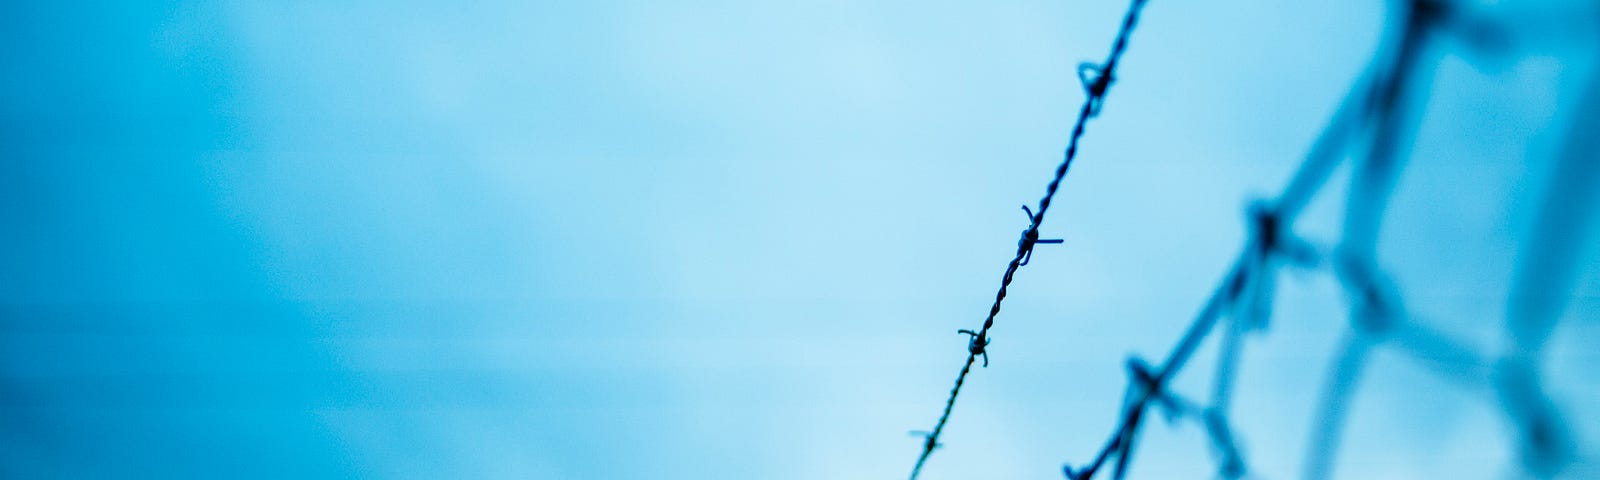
[[1049, 1, 1594, 479]]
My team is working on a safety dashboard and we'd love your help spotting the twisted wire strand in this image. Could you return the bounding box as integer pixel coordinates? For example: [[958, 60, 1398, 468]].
[[907, 0, 1152, 478]]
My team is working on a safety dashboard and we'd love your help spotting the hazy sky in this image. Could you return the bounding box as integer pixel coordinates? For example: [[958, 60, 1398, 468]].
[[3, 1, 1598, 478]]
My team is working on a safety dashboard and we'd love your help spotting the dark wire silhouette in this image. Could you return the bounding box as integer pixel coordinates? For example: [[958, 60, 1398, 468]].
[[1051, 1, 1590, 479], [906, 0, 1151, 478]]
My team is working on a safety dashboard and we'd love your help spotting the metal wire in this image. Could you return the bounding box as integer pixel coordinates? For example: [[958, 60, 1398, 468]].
[[906, 1, 1152, 478]]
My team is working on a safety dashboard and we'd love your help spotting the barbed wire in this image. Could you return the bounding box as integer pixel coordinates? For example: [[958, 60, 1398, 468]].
[[907, 0, 1598, 479], [904, 0, 1152, 478]]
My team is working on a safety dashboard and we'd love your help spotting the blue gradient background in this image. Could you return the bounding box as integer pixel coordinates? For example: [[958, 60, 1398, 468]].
[[2, 1, 1598, 478]]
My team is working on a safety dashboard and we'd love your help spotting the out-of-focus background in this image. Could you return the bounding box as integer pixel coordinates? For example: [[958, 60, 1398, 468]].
[[2, 0, 1598, 478]]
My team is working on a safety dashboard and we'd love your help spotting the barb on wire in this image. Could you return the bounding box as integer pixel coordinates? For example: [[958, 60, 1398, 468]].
[[1077, 62, 1115, 117], [1021, 206, 1065, 267], [905, 1, 1152, 478], [957, 329, 992, 367]]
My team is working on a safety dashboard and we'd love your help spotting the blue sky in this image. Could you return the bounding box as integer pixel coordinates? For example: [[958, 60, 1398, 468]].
[[2, 1, 1598, 478]]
